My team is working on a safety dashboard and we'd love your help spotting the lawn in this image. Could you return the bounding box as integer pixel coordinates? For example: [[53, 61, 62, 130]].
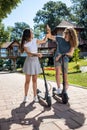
[[39, 59, 87, 88]]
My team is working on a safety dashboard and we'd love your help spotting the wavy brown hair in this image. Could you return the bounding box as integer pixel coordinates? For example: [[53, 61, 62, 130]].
[[64, 27, 78, 48]]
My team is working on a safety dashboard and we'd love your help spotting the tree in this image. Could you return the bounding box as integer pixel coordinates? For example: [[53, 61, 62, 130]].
[[0, 0, 22, 21], [72, 48, 80, 71], [10, 22, 30, 41], [33, 1, 73, 31], [0, 22, 10, 45], [71, 0, 87, 40], [33, 1, 74, 66], [73, 48, 80, 64], [0, 22, 30, 45]]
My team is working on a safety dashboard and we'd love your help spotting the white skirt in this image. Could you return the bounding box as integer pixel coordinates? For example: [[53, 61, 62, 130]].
[[23, 56, 42, 75]]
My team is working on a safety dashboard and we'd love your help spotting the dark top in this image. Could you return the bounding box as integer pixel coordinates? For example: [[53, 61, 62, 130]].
[[55, 36, 71, 62]]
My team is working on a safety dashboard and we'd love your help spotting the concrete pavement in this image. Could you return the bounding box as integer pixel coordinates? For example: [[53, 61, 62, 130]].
[[0, 71, 87, 130]]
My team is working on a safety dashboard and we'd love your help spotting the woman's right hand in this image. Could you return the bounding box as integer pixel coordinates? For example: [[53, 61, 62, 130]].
[[37, 53, 43, 58]]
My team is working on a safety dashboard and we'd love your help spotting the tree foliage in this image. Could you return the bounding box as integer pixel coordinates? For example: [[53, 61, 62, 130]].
[[71, 0, 87, 40], [33, 1, 72, 31], [0, 22, 30, 45], [73, 48, 80, 64], [9, 22, 30, 42], [0, 22, 10, 44], [0, 0, 23, 21]]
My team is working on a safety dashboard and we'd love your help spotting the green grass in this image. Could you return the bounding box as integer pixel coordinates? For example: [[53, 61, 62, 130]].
[[38, 59, 87, 88], [68, 72, 87, 88]]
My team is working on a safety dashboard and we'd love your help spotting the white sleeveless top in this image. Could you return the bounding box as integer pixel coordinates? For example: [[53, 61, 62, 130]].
[[23, 38, 41, 75], [24, 38, 38, 53]]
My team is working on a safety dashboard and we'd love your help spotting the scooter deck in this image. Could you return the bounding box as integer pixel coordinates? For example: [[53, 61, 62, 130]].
[[53, 89, 69, 104], [53, 91, 62, 97]]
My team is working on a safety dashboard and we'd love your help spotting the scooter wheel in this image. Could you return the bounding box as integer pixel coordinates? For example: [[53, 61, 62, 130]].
[[62, 93, 68, 104], [37, 89, 41, 94], [53, 87, 56, 92], [52, 87, 56, 97], [47, 96, 51, 107]]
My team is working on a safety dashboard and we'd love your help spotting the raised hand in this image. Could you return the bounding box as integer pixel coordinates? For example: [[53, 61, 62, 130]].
[[46, 24, 51, 34], [45, 25, 55, 41]]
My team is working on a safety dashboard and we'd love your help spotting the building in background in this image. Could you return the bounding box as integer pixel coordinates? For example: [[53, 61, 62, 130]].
[[52, 20, 87, 57]]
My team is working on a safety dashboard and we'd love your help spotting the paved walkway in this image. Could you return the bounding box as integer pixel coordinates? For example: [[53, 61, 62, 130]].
[[0, 71, 87, 130]]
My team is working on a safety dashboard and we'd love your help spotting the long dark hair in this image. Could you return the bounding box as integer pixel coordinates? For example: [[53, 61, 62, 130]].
[[21, 28, 31, 53]]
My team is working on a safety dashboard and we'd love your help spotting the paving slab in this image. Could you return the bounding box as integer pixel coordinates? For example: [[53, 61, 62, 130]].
[[0, 71, 87, 130]]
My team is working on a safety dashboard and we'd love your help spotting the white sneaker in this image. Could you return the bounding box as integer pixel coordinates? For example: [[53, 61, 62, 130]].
[[34, 96, 39, 103], [23, 96, 28, 103], [57, 88, 62, 94]]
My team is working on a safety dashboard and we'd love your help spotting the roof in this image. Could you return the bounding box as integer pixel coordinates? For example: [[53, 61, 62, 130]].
[[56, 20, 84, 29], [0, 41, 20, 49], [0, 42, 12, 48]]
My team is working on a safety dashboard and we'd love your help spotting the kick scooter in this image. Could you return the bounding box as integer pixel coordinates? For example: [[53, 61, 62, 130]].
[[37, 58, 52, 107]]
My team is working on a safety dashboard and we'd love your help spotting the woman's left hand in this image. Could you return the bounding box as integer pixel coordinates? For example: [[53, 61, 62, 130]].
[[55, 54, 61, 61]]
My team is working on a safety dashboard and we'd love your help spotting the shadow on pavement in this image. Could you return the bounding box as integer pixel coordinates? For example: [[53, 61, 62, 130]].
[[0, 101, 50, 130], [0, 101, 86, 130], [38, 102, 86, 129]]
